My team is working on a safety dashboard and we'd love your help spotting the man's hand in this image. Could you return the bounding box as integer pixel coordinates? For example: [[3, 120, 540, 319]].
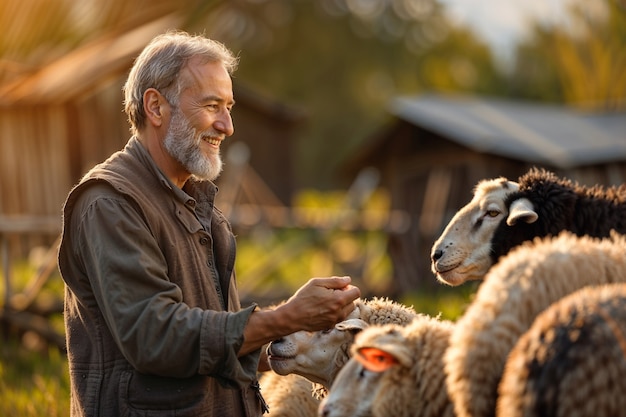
[[281, 276, 361, 331], [239, 276, 360, 356]]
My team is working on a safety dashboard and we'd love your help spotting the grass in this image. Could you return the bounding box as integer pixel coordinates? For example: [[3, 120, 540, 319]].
[[0, 338, 70, 416], [1, 256, 70, 417]]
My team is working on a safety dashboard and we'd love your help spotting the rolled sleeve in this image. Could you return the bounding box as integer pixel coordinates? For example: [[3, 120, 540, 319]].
[[199, 304, 260, 387]]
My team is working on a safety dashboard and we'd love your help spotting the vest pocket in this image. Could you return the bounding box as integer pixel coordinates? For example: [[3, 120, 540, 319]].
[[119, 370, 215, 416]]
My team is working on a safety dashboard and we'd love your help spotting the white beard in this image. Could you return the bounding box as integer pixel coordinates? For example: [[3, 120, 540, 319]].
[[163, 108, 223, 182]]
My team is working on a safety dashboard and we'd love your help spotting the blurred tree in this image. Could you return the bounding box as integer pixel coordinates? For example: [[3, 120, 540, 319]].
[[507, 0, 626, 110], [189, 0, 504, 189]]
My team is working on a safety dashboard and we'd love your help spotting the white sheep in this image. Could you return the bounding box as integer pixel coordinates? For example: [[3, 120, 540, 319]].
[[431, 168, 626, 286], [444, 231, 626, 417], [267, 297, 417, 397], [497, 283, 626, 417], [258, 371, 321, 417], [318, 314, 455, 417]]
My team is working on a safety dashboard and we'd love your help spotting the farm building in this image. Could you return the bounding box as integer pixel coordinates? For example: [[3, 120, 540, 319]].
[[344, 94, 626, 294], [0, 14, 305, 259]]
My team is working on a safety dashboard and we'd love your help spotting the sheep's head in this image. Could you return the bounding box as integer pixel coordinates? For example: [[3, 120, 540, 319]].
[[430, 177, 539, 286], [267, 306, 368, 387], [319, 324, 411, 417], [319, 316, 453, 417]]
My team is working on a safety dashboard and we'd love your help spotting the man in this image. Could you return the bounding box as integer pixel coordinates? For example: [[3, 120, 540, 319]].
[[58, 30, 360, 417]]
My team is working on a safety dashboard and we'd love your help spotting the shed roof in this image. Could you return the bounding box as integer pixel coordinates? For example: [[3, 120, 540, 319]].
[[0, 13, 183, 105], [0, 14, 306, 123], [389, 94, 626, 168]]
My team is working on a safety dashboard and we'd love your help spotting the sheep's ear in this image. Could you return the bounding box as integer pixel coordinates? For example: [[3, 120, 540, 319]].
[[507, 198, 538, 226], [355, 347, 399, 372], [336, 319, 369, 332]]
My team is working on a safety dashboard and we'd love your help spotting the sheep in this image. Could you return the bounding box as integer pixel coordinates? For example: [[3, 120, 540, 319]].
[[267, 297, 417, 397], [444, 231, 626, 417], [258, 371, 321, 417], [496, 283, 626, 417], [318, 314, 455, 417], [431, 167, 626, 286]]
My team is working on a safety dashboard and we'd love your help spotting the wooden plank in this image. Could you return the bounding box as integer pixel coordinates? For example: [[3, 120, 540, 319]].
[[0, 215, 61, 233]]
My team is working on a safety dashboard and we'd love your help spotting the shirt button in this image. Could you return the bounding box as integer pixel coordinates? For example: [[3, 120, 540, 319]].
[[199, 237, 209, 245]]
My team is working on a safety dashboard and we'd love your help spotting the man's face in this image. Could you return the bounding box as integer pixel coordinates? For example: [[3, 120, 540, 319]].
[[164, 58, 235, 181]]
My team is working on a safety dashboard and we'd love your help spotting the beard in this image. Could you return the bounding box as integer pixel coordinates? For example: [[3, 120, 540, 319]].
[[163, 108, 223, 182]]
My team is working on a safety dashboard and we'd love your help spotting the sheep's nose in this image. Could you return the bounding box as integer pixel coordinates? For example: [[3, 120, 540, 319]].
[[432, 249, 444, 262]]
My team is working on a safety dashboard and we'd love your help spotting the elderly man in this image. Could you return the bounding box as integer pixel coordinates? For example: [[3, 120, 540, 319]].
[[58, 30, 360, 417]]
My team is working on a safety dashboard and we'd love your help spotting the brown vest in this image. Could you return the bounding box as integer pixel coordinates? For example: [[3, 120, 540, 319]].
[[58, 138, 263, 416]]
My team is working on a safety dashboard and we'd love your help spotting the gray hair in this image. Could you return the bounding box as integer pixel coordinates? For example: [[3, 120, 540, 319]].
[[123, 30, 238, 135]]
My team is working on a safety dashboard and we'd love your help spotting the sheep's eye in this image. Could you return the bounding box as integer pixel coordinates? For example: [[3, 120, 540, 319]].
[[355, 347, 398, 373], [486, 210, 500, 218]]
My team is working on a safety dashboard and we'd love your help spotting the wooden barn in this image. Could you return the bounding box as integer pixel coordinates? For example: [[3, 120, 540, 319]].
[[344, 94, 626, 294], [0, 14, 305, 259]]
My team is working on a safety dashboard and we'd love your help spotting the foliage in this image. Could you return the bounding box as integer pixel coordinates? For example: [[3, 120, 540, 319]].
[[507, 0, 626, 109], [235, 188, 396, 302], [401, 281, 479, 321]]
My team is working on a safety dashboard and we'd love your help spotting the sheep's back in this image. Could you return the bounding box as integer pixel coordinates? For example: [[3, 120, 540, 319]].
[[359, 297, 418, 326], [444, 232, 626, 417], [258, 372, 320, 417], [497, 284, 626, 417]]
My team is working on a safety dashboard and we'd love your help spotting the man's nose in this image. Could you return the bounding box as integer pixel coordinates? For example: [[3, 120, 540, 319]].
[[215, 112, 234, 136]]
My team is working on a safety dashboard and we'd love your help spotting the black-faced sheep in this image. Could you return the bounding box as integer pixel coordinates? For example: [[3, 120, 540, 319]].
[[496, 284, 626, 417], [444, 231, 626, 417], [431, 167, 626, 286], [318, 314, 455, 417], [267, 297, 417, 397], [258, 371, 321, 417]]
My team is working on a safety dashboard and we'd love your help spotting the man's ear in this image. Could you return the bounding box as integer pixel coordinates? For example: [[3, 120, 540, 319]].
[[143, 88, 168, 127]]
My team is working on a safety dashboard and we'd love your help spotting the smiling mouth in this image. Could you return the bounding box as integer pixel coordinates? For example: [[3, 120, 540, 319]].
[[202, 136, 220, 145]]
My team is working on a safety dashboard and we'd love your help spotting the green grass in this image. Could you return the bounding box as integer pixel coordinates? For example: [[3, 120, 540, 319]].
[[0, 339, 70, 417], [1, 256, 70, 417]]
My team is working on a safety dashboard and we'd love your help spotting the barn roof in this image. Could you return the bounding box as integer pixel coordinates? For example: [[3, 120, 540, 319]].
[[389, 94, 626, 168], [0, 12, 306, 123], [0, 13, 184, 106]]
